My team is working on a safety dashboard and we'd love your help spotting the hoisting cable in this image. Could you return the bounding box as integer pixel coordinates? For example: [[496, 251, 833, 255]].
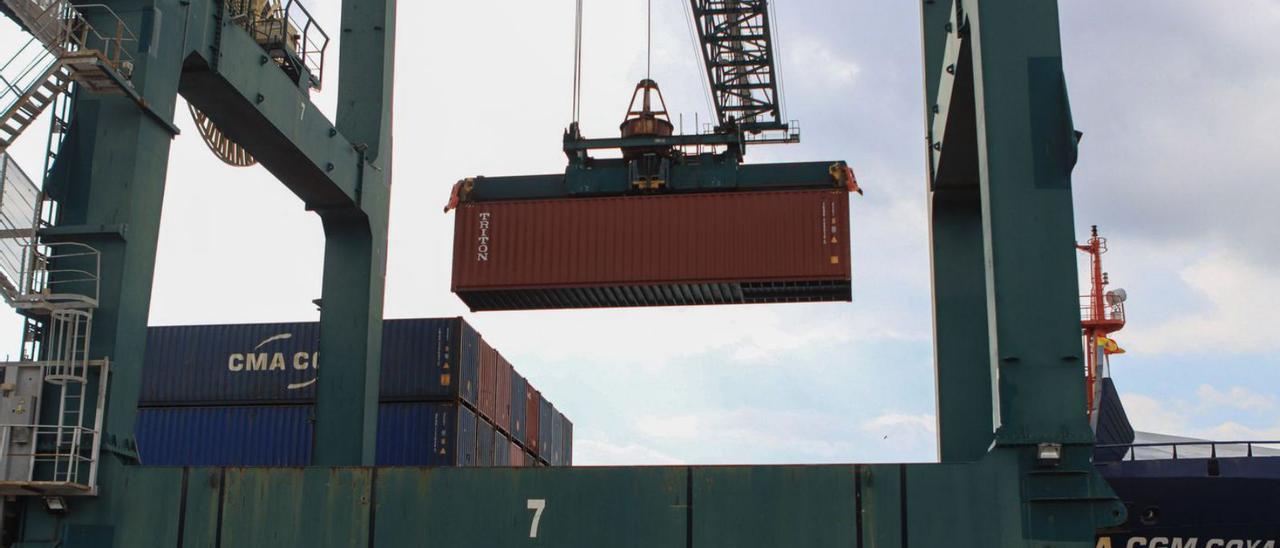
[[646, 0, 652, 80], [681, 0, 717, 130], [572, 0, 584, 124], [767, 0, 789, 123]]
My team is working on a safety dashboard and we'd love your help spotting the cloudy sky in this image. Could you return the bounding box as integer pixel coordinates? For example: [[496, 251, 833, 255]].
[[1, 1, 1277, 465]]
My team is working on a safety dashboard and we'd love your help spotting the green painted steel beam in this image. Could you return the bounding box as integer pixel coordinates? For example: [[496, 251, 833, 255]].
[[563, 132, 744, 152], [923, 0, 993, 463], [175, 0, 398, 465], [12, 0, 395, 539], [461, 160, 846, 202], [177, 0, 364, 210], [309, 0, 397, 467], [961, 0, 1090, 446]]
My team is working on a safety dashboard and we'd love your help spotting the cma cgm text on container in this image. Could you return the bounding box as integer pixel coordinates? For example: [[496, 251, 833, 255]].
[[139, 318, 565, 455], [140, 318, 484, 406]]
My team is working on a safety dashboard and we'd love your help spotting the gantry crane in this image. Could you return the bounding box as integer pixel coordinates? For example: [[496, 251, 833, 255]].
[[0, 0, 1122, 546]]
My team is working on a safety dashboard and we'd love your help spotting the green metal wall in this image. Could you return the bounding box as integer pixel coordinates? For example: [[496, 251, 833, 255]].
[[19, 451, 1119, 547]]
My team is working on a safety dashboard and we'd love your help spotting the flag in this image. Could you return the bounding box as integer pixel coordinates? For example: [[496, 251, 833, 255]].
[[1097, 335, 1126, 355]]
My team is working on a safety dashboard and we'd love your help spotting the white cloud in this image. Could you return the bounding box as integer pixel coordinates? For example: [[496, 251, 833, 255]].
[[860, 412, 936, 435], [1123, 390, 1280, 442], [1125, 253, 1280, 354], [1121, 393, 1191, 435], [627, 408, 935, 464], [1196, 385, 1275, 412], [573, 439, 684, 466], [1199, 422, 1280, 443], [787, 38, 861, 87]]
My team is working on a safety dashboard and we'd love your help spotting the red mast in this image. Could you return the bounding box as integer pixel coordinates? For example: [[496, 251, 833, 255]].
[[1076, 226, 1126, 419]]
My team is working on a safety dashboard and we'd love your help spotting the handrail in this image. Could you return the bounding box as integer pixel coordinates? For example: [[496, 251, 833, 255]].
[[1097, 440, 1280, 461], [7, 0, 137, 75], [284, 0, 328, 88], [0, 37, 61, 116], [224, 0, 329, 89], [1080, 294, 1124, 323]]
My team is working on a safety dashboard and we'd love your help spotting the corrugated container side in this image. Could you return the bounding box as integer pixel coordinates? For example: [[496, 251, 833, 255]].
[[451, 189, 853, 310], [478, 340, 498, 422], [376, 402, 482, 466], [458, 320, 481, 405], [494, 430, 510, 466], [510, 442, 524, 466], [379, 318, 478, 404], [526, 388, 542, 453], [141, 323, 322, 405], [457, 404, 478, 466], [538, 398, 553, 460], [564, 416, 573, 466], [525, 451, 538, 467], [141, 318, 482, 406], [496, 353, 512, 434], [477, 418, 495, 467], [510, 373, 526, 443], [135, 405, 313, 466], [550, 410, 564, 466]]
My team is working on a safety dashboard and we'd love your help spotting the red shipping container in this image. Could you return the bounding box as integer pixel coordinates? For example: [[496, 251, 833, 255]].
[[496, 353, 512, 434], [509, 441, 524, 467], [451, 189, 852, 311], [525, 387, 541, 453], [478, 340, 498, 422]]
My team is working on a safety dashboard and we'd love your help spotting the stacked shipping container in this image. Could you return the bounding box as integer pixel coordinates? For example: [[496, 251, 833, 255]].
[[134, 318, 571, 467]]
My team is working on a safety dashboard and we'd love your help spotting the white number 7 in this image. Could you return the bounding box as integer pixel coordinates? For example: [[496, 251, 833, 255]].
[[527, 499, 546, 538]]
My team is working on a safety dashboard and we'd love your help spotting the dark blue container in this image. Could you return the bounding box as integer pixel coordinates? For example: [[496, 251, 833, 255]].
[[380, 318, 480, 403], [135, 405, 313, 466], [538, 398, 554, 464], [494, 430, 510, 466], [140, 323, 322, 405], [140, 318, 480, 406], [477, 419, 495, 466], [551, 410, 565, 467], [509, 372, 526, 443], [136, 402, 487, 467], [376, 402, 478, 466], [563, 416, 573, 466]]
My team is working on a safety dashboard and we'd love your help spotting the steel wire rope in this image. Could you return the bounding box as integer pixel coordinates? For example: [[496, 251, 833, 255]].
[[681, 0, 717, 137], [572, 0, 585, 123]]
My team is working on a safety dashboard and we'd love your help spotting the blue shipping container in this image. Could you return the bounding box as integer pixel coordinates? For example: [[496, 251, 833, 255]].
[[563, 416, 573, 466], [552, 411, 565, 467], [510, 372, 526, 443], [136, 402, 484, 467], [477, 419, 495, 467], [140, 318, 480, 406], [494, 430, 510, 466], [136, 405, 313, 466], [538, 398, 554, 464], [376, 402, 478, 466]]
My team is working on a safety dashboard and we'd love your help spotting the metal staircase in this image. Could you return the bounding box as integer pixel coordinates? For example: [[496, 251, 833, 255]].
[[0, 152, 107, 497], [0, 0, 137, 153]]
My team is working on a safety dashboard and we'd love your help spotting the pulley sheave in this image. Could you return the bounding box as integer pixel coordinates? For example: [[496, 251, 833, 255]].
[[189, 104, 257, 167]]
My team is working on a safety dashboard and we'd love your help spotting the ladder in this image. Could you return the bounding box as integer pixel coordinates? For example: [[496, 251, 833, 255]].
[[0, 0, 137, 152], [0, 56, 73, 152], [0, 152, 106, 497]]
